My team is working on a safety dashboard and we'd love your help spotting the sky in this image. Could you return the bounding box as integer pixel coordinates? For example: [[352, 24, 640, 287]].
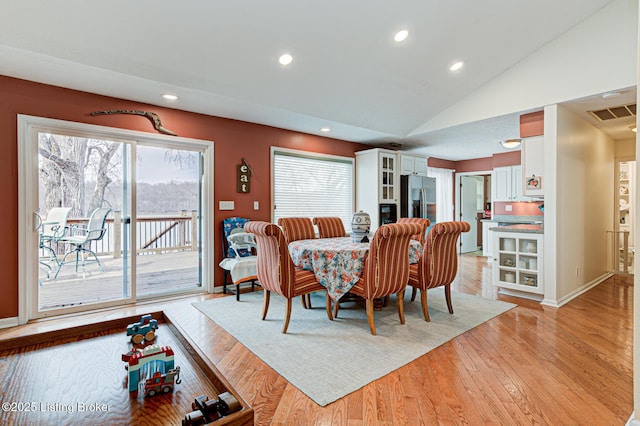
[[136, 146, 199, 184]]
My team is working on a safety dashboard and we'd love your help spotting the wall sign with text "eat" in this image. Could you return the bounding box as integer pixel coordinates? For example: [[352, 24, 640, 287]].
[[236, 159, 252, 193]]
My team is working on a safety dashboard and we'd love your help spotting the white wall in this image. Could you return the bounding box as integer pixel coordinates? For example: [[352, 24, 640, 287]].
[[543, 105, 615, 306], [412, 0, 638, 135], [617, 137, 637, 158]]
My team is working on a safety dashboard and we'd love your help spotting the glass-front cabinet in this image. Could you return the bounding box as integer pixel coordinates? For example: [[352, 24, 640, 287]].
[[493, 232, 544, 295], [379, 152, 397, 203]]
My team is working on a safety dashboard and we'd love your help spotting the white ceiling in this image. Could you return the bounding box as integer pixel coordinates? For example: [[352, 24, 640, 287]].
[[0, 0, 634, 160]]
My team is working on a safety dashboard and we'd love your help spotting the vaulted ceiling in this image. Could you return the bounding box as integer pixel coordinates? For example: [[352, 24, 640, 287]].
[[0, 0, 634, 160]]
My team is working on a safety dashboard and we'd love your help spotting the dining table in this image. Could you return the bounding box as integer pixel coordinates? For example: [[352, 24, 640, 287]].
[[288, 236, 422, 301]]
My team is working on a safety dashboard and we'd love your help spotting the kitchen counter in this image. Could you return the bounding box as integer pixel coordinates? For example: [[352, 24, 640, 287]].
[[490, 224, 544, 234]]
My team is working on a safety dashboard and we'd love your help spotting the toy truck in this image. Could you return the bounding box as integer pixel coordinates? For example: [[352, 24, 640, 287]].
[[144, 366, 181, 397], [182, 392, 241, 425], [126, 314, 159, 344]]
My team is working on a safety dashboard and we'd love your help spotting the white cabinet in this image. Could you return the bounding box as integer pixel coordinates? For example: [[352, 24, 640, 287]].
[[482, 221, 496, 257], [522, 136, 544, 197], [399, 154, 428, 176], [492, 232, 543, 296], [356, 148, 399, 233], [492, 165, 523, 201]]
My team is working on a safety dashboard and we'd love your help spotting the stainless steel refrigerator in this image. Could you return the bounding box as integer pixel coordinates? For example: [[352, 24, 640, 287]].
[[400, 175, 436, 225]]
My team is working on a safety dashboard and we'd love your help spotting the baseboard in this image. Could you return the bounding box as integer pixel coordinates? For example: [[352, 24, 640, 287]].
[[497, 288, 543, 302], [541, 273, 612, 308], [0, 316, 19, 330]]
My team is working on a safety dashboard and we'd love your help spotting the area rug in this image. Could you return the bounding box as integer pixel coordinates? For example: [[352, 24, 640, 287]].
[[193, 290, 515, 406]]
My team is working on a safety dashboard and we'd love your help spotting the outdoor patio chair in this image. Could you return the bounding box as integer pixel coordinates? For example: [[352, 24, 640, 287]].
[[55, 207, 111, 278], [408, 221, 470, 321], [219, 217, 260, 300], [38, 207, 72, 277]]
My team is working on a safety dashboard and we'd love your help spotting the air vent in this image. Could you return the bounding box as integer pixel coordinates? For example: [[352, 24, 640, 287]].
[[589, 103, 636, 121]]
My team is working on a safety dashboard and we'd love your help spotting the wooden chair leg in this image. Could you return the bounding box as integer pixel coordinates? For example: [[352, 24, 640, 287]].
[[420, 289, 430, 322], [333, 299, 340, 318], [411, 287, 417, 302], [282, 298, 293, 333], [300, 295, 308, 309], [365, 299, 376, 335], [325, 293, 334, 321], [397, 290, 405, 325], [262, 290, 271, 320], [307, 294, 312, 308], [235, 283, 240, 301], [445, 285, 454, 314]]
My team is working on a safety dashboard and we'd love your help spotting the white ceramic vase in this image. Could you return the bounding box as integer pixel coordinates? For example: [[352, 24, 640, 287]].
[[351, 211, 371, 243]]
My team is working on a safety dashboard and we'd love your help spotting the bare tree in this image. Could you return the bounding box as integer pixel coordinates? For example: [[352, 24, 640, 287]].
[[39, 134, 120, 217]]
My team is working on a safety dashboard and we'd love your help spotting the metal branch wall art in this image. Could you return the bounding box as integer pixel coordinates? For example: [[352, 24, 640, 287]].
[[90, 110, 178, 136]]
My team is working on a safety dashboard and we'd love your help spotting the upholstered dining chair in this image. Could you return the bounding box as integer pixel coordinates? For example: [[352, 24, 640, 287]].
[[396, 217, 430, 246], [408, 221, 471, 321], [339, 222, 423, 335], [278, 217, 316, 244], [312, 217, 346, 239], [244, 221, 333, 333], [277, 217, 318, 308]]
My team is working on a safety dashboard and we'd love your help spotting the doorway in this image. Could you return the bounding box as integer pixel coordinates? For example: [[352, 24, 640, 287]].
[[614, 159, 635, 274], [456, 171, 492, 253], [18, 116, 214, 322]]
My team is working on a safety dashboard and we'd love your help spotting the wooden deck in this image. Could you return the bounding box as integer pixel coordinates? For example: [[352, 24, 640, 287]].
[[39, 250, 201, 310]]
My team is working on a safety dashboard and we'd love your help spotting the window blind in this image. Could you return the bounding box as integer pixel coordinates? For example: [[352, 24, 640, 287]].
[[273, 150, 353, 231]]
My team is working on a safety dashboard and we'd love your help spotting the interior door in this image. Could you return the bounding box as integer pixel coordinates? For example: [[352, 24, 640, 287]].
[[460, 176, 479, 253]]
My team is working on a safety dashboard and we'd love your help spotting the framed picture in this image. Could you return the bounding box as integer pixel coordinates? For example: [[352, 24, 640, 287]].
[[526, 176, 542, 190]]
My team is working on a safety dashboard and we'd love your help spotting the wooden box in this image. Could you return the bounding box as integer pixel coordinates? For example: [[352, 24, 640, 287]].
[[0, 311, 253, 425]]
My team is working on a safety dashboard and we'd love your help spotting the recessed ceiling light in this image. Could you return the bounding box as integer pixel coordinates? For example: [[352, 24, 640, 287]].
[[279, 54, 293, 65], [449, 61, 464, 71], [320, 127, 331, 132], [162, 94, 178, 101], [394, 30, 409, 42]]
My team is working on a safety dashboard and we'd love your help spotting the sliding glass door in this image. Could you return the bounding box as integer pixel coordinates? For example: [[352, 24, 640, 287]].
[[18, 115, 213, 321]]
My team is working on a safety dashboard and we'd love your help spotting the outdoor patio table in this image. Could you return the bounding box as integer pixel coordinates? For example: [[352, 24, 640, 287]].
[[288, 236, 422, 301]]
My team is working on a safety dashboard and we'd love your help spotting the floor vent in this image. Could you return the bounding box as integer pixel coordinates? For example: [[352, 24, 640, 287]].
[[589, 103, 636, 121]]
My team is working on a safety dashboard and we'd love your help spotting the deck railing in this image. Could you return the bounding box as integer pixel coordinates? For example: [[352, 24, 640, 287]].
[[42, 211, 198, 259]]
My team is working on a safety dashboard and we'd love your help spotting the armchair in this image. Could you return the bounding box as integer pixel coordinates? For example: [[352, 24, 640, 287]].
[[219, 217, 259, 300]]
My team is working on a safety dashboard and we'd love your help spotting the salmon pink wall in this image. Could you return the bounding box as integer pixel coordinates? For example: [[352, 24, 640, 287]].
[[0, 75, 369, 319]]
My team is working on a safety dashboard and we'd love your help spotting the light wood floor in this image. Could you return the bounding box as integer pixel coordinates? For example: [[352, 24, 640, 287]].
[[1, 254, 633, 425]]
